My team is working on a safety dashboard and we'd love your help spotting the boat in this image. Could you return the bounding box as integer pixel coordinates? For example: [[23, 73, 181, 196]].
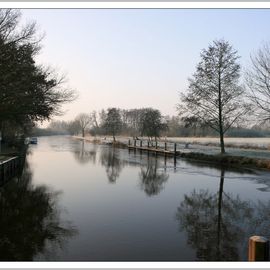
[[30, 137, 38, 144]]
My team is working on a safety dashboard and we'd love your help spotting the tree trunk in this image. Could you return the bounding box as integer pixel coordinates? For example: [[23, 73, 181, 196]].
[[0, 130, 2, 154], [113, 135, 116, 142], [218, 69, 225, 154], [220, 133, 225, 154], [82, 129, 85, 137]]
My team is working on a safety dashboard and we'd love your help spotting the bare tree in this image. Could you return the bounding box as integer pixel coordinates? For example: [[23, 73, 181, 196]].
[[0, 9, 41, 51], [178, 40, 250, 154], [75, 113, 92, 137], [90, 110, 99, 129], [246, 42, 270, 122]]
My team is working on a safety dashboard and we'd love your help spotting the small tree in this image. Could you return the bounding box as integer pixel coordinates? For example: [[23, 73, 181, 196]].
[[103, 108, 122, 142], [139, 108, 168, 142], [246, 42, 270, 122], [75, 113, 92, 137], [178, 40, 249, 154]]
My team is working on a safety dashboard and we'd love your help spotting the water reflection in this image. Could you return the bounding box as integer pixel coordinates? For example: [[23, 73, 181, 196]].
[[176, 168, 270, 261], [71, 141, 171, 194], [73, 140, 97, 164], [99, 146, 124, 183], [0, 159, 77, 261], [139, 155, 169, 196], [23, 137, 270, 261]]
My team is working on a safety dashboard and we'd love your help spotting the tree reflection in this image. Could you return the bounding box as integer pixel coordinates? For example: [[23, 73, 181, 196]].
[[139, 155, 169, 196], [0, 160, 77, 261], [73, 140, 97, 164], [176, 168, 270, 261], [99, 146, 123, 183]]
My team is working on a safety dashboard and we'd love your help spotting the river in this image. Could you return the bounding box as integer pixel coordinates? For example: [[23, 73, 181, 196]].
[[1, 135, 270, 261]]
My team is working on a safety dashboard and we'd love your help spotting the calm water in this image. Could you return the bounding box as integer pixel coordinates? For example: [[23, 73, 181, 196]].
[[2, 136, 270, 261]]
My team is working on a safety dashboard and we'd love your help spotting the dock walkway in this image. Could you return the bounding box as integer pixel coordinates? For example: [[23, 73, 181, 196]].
[[127, 139, 180, 157]]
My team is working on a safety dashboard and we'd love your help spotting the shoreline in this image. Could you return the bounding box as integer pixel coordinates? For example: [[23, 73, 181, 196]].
[[73, 135, 270, 171], [73, 135, 270, 150]]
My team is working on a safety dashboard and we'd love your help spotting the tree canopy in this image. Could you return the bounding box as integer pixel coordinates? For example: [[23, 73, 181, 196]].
[[0, 9, 76, 141], [178, 40, 250, 154], [103, 108, 122, 141], [246, 42, 270, 122], [139, 108, 168, 140]]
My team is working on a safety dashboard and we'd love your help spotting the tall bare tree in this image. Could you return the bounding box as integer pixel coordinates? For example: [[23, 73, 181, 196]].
[[246, 42, 270, 122], [178, 40, 249, 154]]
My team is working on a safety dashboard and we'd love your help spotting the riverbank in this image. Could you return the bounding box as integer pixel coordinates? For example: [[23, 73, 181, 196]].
[[166, 136, 270, 151], [73, 135, 270, 171], [179, 152, 270, 171], [0, 150, 20, 163], [73, 135, 270, 149], [0, 142, 28, 163]]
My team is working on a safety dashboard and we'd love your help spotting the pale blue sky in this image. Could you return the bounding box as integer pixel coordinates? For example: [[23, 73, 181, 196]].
[[21, 9, 270, 123]]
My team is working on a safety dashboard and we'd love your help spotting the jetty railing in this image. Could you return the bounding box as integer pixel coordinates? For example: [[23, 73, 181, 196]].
[[0, 157, 19, 185], [127, 139, 180, 157]]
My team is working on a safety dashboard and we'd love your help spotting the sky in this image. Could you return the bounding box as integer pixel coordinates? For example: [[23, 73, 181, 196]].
[[21, 8, 270, 125]]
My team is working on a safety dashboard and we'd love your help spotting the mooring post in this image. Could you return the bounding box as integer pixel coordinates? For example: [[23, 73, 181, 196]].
[[174, 143, 177, 171], [140, 140, 142, 147], [134, 139, 136, 147], [147, 141, 150, 148], [155, 141, 158, 149], [248, 236, 269, 261], [128, 139, 130, 146], [164, 142, 167, 151]]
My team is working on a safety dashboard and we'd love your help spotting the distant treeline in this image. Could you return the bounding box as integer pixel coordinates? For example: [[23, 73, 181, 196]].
[[33, 108, 270, 139]]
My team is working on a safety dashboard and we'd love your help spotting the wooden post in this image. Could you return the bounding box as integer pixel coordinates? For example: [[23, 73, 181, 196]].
[[147, 141, 149, 148], [174, 143, 177, 170], [164, 142, 167, 151], [128, 139, 130, 146], [249, 236, 269, 261], [140, 140, 142, 147], [134, 139, 136, 147], [0, 164, 2, 183], [155, 141, 158, 149]]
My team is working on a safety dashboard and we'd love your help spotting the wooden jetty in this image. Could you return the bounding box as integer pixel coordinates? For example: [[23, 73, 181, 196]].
[[127, 139, 180, 157]]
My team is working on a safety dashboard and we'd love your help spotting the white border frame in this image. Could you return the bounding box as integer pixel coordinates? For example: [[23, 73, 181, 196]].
[[0, 2, 270, 268], [0, 2, 269, 8]]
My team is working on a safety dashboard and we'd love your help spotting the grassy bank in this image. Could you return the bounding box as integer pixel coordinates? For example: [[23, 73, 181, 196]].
[[179, 152, 270, 171]]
